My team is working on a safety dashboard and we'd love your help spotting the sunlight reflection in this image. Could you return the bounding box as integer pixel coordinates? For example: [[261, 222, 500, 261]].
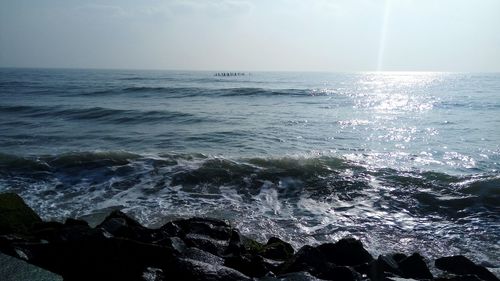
[[355, 72, 442, 114]]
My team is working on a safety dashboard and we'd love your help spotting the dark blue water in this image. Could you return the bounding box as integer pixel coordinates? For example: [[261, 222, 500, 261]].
[[0, 68, 498, 264]]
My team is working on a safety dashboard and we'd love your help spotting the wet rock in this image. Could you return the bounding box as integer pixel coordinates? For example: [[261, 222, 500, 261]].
[[14, 237, 176, 281], [377, 254, 402, 275], [386, 278, 420, 281], [224, 254, 270, 277], [184, 233, 230, 256], [35, 220, 98, 243], [167, 258, 252, 281], [316, 237, 373, 266], [398, 253, 433, 280], [261, 237, 295, 261], [317, 265, 361, 281], [362, 254, 403, 280], [392, 253, 408, 263], [64, 218, 89, 228], [435, 256, 499, 281], [435, 275, 483, 281], [142, 267, 166, 281], [155, 236, 186, 254], [0, 193, 42, 235], [96, 210, 156, 242], [163, 217, 237, 258], [280, 238, 371, 279], [182, 247, 225, 265], [242, 235, 266, 254], [0, 251, 63, 281], [30, 221, 65, 241], [158, 221, 183, 237], [260, 271, 327, 280], [225, 229, 245, 256], [280, 245, 332, 277], [174, 217, 233, 240]]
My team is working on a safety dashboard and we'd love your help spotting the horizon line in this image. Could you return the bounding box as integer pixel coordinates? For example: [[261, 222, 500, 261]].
[[1, 66, 499, 74]]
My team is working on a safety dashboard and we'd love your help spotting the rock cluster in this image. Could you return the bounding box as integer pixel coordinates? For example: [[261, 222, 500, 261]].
[[0, 193, 498, 281]]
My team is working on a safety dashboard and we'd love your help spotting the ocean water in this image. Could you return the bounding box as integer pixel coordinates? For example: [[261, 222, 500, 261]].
[[0, 68, 498, 264]]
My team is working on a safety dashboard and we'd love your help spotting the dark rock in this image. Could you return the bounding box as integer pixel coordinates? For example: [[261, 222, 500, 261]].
[[225, 229, 245, 256], [398, 253, 433, 280], [0, 193, 42, 235], [0, 251, 63, 281], [360, 255, 403, 281], [435, 256, 499, 281], [142, 267, 166, 281], [225, 254, 270, 277], [33, 220, 97, 243], [242, 235, 266, 254], [376, 255, 401, 274], [64, 218, 89, 228], [261, 237, 295, 261], [182, 247, 224, 265], [155, 236, 186, 254], [280, 245, 332, 277], [436, 275, 484, 281], [317, 265, 361, 281], [96, 210, 156, 242], [278, 238, 370, 279], [11, 237, 177, 281], [159, 221, 183, 237], [392, 253, 408, 263], [385, 278, 419, 281], [174, 217, 233, 240], [30, 221, 65, 241], [261, 271, 327, 280], [363, 254, 403, 280], [316, 238, 373, 266], [352, 262, 371, 278], [167, 258, 252, 281], [184, 233, 229, 257], [163, 217, 237, 258]]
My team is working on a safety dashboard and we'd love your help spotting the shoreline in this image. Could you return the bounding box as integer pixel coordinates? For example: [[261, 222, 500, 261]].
[[0, 192, 498, 281]]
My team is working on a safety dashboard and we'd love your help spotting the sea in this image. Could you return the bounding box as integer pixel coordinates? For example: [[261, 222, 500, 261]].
[[0, 68, 498, 264]]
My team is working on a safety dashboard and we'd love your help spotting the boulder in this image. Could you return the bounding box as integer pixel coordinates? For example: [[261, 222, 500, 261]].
[[182, 247, 225, 265], [0, 193, 42, 235], [184, 233, 230, 257], [224, 254, 270, 277], [435, 275, 484, 281], [317, 265, 361, 281], [166, 258, 252, 281], [398, 253, 433, 280], [316, 238, 373, 266], [0, 251, 63, 281], [173, 217, 233, 240], [435, 256, 499, 281], [11, 236, 177, 281], [96, 210, 157, 242], [280, 245, 332, 276], [261, 237, 295, 261], [260, 271, 327, 280], [242, 235, 266, 254], [359, 255, 403, 281]]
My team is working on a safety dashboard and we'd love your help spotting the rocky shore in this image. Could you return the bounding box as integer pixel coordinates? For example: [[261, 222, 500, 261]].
[[0, 193, 498, 281]]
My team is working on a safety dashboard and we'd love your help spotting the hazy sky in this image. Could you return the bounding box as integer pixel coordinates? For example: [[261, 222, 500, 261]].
[[1, 0, 499, 71]]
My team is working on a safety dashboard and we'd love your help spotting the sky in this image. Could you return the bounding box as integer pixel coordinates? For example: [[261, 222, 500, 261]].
[[1, 0, 499, 72]]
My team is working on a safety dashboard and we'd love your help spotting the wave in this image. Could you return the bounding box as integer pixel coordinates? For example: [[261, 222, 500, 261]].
[[1, 152, 498, 216], [1, 151, 498, 263], [81, 86, 317, 98], [0, 105, 210, 125]]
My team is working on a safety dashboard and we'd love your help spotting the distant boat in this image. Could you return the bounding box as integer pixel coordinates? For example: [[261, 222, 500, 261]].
[[214, 72, 246, 77]]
